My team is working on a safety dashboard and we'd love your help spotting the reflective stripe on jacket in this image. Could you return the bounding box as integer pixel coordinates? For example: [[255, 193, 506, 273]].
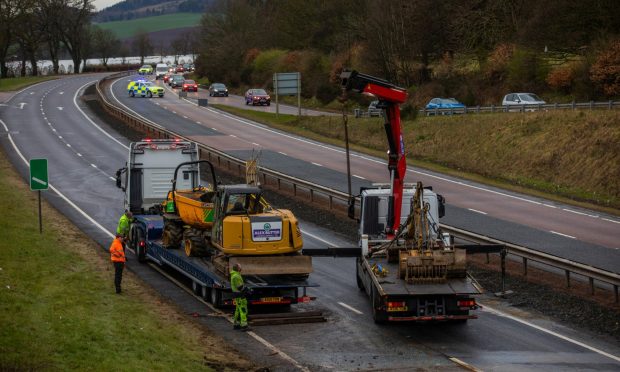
[[110, 237, 126, 263], [230, 269, 244, 293]]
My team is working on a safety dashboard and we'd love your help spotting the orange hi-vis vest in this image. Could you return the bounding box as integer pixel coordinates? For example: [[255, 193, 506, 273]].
[[109, 237, 126, 263]]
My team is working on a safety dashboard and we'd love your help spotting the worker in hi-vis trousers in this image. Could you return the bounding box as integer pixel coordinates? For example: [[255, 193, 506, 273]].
[[230, 263, 250, 331]]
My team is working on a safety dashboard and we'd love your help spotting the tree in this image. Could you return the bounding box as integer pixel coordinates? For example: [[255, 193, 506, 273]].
[[132, 29, 152, 65], [14, 0, 46, 76], [41, 0, 65, 75], [54, 0, 94, 73], [92, 26, 120, 68], [0, 0, 21, 78]]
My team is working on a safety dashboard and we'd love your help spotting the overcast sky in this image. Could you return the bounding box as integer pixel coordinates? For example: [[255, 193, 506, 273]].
[[93, 0, 121, 11]]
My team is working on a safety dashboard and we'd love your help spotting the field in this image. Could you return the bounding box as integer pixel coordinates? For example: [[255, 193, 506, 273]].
[[95, 12, 202, 40], [211, 105, 620, 212], [0, 76, 58, 92], [0, 148, 251, 370]]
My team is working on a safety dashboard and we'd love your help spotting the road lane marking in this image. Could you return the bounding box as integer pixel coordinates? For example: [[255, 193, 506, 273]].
[[66, 144, 71, 148], [300, 229, 339, 247], [77, 153, 82, 157], [468, 208, 487, 215], [311, 162, 322, 167], [562, 208, 598, 218], [90, 164, 98, 168], [229, 134, 236, 138], [73, 80, 129, 150], [482, 305, 620, 363], [211, 127, 217, 130], [196, 121, 201, 124], [57, 106, 63, 110], [603, 218, 620, 224], [183, 115, 188, 119], [550, 230, 576, 239], [278, 151, 287, 156], [337, 302, 363, 315], [172, 111, 177, 114], [109, 177, 115, 181], [449, 357, 481, 372], [252, 142, 260, 146], [353, 174, 365, 179]]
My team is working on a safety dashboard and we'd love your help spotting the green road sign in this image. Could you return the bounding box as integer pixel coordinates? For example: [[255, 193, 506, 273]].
[[30, 158, 48, 191]]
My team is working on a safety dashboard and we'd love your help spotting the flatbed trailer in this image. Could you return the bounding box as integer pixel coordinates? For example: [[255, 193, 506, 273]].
[[356, 254, 482, 324], [133, 215, 316, 308]]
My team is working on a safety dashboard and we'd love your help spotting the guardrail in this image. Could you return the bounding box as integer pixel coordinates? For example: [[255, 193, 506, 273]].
[[419, 100, 620, 116], [95, 72, 619, 302]]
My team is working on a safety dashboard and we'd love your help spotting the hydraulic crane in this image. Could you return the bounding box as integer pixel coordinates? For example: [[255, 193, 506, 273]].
[[340, 71, 408, 238]]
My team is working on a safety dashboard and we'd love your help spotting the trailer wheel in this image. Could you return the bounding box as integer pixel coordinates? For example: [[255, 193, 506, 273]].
[[201, 286, 209, 299], [210, 288, 221, 308], [192, 281, 202, 295], [134, 225, 146, 263], [355, 261, 364, 291]]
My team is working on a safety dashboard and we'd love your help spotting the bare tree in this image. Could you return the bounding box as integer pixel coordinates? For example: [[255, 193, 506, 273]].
[[0, 0, 21, 78], [132, 29, 152, 65], [41, 0, 65, 75], [92, 26, 119, 68], [14, 0, 46, 76], [55, 0, 94, 73]]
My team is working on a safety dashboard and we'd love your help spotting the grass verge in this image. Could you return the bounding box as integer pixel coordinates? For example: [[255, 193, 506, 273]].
[[96, 13, 202, 39], [0, 76, 58, 92], [0, 147, 251, 370], [210, 104, 620, 215]]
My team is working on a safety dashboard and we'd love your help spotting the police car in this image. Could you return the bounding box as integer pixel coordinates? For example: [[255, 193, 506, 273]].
[[128, 81, 165, 98], [138, 65, 153, 75]]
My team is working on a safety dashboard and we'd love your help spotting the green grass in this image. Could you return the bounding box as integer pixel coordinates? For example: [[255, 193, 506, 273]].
[[95, 13, 202, 39], [210, 105, 620, 213], [0, 151, 224, 370], [0, 76, 58, 92]]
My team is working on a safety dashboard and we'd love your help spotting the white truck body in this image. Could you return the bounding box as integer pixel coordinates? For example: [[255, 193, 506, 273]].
[[155, 63, 168, 79]]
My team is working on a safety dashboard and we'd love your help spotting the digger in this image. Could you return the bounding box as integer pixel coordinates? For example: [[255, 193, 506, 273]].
[[159, 160, 310, 278]]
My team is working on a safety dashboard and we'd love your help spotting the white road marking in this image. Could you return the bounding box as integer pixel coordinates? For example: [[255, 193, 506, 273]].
[[183, 115, 188, 119], [73, 80, 129, 150], [482, 305, 620, 363], [57, 106, 63, 110], [211, 127, 217, 131], [300, 229, 339, 247], [155, 102, 160, 105], [550, 230, 576, 239], [229, 134, 236, 138], [278, 151, 287, 156], [18, 103, 26, 109], [353, 174, 365, 179], [66, 144, 71, 148], [311, 162, 322, 167], [109, 177, 115, 181], [58, 136, 63, 139], [59, 91, 64, 95], [172, 111, 177, 114], [562, 208, 598, 218], [468, 208, 487, 215], [90, 164, 97, 168], [603, 218, 620, 225], [449, 357, 481, 372], [52, 129, 56, 132], [252, 142, 260, 146], [337, 302, 363, 315], [196, 121, 201, 124], [77, 153, 82, 157], [29, 92, 35, 95]]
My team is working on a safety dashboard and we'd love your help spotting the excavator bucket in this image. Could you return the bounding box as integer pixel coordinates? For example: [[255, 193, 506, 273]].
[[398, 248, 466, 283]]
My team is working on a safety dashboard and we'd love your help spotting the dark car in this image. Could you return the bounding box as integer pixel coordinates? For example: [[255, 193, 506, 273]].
[[209, 83, 229, 97], [170, 75, 185, 88], [245, 88, 271, 106], [182, 79, 198, 92], [425, 98, 466, 115], [175, 65, 185, 73]]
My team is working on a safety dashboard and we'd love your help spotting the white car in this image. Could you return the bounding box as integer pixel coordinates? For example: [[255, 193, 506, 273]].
[[502, 93, 546, 107]]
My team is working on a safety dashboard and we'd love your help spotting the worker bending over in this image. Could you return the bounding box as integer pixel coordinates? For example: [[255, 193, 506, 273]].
[[230, 263, 250, 331], [109, 233, 126, 294], [117, 210, 133, 239]]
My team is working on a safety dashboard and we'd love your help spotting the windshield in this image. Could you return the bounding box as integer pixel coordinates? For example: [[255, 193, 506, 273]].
[[440, 98, 461, 104], [143, 82, 152, 87], [156, 67, 167, 72], [213, 84, 226, 89], [254, 89, 267, 95], [141, 65, 150, 69], [519, 93, 543, 102], [173, 76, 183, 80], [185, 80, 195, 84]]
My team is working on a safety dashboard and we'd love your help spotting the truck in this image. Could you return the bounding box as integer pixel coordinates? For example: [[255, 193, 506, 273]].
[[339, 71, 487, 323], [116, 139, 315, 308]]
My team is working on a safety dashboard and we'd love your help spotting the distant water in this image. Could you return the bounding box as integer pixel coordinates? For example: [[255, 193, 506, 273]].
[[2, 55, 194, 76]]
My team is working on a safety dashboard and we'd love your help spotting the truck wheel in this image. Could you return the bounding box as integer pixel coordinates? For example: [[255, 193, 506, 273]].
[[162, 220, 183, 248], [356, 263, 365, 291], [183, 228, 207, 257], [192, 281, 202, 295], [210, 288, 221, 308], [130, 90, 135, 97], [147, 91, 152, 98], [134, 225, 147, 263]]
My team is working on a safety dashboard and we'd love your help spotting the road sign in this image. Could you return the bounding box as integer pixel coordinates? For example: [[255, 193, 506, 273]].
[[30, 158, 48, 191], [273, 72, 301, 116]]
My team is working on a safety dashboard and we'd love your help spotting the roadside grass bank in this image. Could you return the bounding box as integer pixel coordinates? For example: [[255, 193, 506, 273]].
[[96, 13, 202, 39], [210, 104, 620, 213], [0, 76, 58, 92], [0, 148, 251, 370]]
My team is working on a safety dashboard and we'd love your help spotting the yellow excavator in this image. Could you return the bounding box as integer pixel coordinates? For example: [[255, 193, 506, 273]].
[[160, 160, 310, 276]]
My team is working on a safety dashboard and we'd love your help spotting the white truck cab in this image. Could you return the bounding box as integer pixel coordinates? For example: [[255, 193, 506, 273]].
[[155, 63, 169, 80]]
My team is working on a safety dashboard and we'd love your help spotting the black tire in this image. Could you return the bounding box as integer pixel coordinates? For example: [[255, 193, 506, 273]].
[[183, 228, 207, 257], [210, 288, 221, 308], [147, 91, 152, 98], [192, 281, 201, 295], [266, 102, 271, 106], [130, 90, 135, 97], [162, 219, 183, 248], [134, 225, 147, 263], [355, 261, 364, 291], [225, 93, 228, 97], [209, 92, 213, 97]]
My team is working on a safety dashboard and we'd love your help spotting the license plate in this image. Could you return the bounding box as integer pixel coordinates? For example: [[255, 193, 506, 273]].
[[387, 306, 408, 312], [261, 297, 282, 303]]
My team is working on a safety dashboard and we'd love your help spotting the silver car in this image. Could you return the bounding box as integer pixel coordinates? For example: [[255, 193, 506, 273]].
[[502, 93, 546, 107]]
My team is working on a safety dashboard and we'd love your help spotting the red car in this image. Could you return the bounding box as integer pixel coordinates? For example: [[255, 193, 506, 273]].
[[163, 74, 171, 83], [176, 66, 185, 73], [182, 80, 198, 92], [244, 88, 271, 106]]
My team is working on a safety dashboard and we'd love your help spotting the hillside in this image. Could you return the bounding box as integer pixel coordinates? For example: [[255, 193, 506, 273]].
[[95, 12, 202, 40], [95, 0, 211, 22]]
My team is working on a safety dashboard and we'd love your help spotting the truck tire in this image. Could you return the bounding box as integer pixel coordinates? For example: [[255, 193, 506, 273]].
[[147, 91, 152, 98], [134, 225, 147, 263], [162, 220, 183, 248], [210, 288, 221, 308], [355, 262, 365, 291]]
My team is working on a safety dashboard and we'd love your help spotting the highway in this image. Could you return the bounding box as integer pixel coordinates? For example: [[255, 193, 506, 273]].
[[1, 74, 619, 371]]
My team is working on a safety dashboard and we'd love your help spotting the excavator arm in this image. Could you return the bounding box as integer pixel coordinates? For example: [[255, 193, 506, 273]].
[[340, 71, 408, 238]]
